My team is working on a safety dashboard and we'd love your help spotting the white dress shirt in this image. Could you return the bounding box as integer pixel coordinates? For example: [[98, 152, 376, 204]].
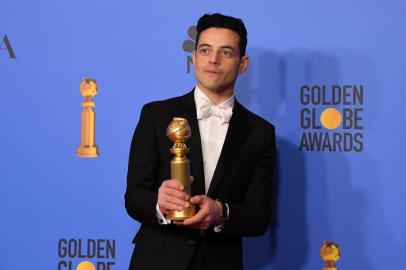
[[194, 86, 234, 193], [156, 86, 234, 227]]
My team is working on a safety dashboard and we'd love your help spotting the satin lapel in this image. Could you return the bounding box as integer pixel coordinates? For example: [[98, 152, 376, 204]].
[[176, 91, 206, 196], [207, 101, 250, 196]]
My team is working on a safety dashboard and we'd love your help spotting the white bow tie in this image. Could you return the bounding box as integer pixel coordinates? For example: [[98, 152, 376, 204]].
[[196, 99, 233, 124]]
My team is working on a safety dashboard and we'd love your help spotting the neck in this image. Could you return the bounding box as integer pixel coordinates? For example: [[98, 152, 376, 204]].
[[197, 84, 234, 105]]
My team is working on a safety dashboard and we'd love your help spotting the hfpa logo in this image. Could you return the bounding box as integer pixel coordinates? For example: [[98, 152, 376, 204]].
[[1, 35, 16, 59], [182, 25, 196, 73]]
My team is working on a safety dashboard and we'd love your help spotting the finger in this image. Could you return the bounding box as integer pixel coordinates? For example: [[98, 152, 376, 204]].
[[164, 180, 185, 190], [159, 194, 190, 208], [190, 175, 194, 183], [173, 221, 184, 226], [189, 195, 205, 205], [159, 183, 189, 201], [161, 179, 182, 190], [190, 216, 215, 228], [159, 200, 186, 212], [164, 188, 190, 201], [183, 209, 207, 226], [190, 208, 218, 227]]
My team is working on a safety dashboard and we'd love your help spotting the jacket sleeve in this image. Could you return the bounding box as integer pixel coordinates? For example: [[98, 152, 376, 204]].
[[125, 104, 161, 226], [221, 125, 276, 237]]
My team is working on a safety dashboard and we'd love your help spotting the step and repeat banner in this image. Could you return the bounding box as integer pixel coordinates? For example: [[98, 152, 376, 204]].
[[1, 1, 405, 269]]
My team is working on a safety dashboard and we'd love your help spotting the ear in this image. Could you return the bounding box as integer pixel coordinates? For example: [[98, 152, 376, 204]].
[[238, 55, 249, 74]]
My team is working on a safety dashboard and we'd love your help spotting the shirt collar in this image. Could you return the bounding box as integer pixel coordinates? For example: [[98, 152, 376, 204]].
[[194, 85, 235, 110]]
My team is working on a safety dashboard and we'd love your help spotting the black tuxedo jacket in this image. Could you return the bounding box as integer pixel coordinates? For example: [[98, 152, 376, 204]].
[[125, 90, 276, 270]]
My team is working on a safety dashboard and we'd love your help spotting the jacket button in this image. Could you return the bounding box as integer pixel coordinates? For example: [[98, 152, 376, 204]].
[[187, 240, 196, 245]]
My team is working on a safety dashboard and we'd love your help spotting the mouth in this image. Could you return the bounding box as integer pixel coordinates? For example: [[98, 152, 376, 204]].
[[205, 69, 221, 75]]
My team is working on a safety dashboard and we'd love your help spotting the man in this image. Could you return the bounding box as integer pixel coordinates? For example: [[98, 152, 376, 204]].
[[125, 13, 276, 270]]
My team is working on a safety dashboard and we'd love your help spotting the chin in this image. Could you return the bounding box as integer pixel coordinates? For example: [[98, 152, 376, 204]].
[[202, 85, 223, 93], [198, 80, 233, 93]]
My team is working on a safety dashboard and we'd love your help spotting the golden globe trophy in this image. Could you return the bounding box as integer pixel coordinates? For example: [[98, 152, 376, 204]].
[[77, 78, 99, 158], [320, 240, 341, 270], [166, 117, 196, 220]]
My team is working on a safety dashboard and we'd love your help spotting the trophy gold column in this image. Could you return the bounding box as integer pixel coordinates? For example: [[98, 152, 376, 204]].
[[77, 78, 99, 158], [320, 240, 341, 270], [166, 117, 196, 220]]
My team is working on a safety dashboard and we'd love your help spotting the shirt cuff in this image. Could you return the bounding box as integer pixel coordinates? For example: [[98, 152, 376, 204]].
[[214, 202, 229, 233], [214, 224, 224, 233], [156, 203, 171, 225]]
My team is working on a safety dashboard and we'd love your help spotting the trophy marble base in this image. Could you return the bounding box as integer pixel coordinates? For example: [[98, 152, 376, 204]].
[[77, 145, 99, 158], [167, 205, 196, 221]]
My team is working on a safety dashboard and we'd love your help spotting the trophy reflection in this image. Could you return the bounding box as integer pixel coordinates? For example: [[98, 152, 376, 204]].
[[166, 117, 195, 220], [320, 240, 341, 270]]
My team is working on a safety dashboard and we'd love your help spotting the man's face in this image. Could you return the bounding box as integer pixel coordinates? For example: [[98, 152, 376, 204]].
[[192, 27, 248, 95]]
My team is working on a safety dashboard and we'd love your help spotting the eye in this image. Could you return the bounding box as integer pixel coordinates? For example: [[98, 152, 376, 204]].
[[222, 50, 234, 57], [199, 48, 210, 55]]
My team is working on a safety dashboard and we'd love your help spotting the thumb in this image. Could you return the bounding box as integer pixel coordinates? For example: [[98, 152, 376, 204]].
[[190, 195, 204, 204]]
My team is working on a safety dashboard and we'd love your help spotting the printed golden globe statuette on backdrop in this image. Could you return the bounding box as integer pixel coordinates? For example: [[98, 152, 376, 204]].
[[166, 117, 196, 220], [77, 78, 99, 158], [320, 240, 341, 270]]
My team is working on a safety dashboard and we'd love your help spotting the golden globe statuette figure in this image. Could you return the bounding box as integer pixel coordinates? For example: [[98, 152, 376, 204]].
[[320, 240, 341, 270], [77, 78, 99, 158], [166, 117, 196, 220]]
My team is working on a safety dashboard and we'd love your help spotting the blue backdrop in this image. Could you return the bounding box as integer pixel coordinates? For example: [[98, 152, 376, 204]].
[[1, 1, 405, 269]]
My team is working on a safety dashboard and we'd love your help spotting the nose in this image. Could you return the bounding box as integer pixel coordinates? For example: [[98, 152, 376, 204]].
[[209, 51, 220, 65]]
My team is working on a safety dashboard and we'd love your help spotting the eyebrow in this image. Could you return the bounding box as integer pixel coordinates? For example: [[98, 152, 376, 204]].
[[197, 43, 237, 52]]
